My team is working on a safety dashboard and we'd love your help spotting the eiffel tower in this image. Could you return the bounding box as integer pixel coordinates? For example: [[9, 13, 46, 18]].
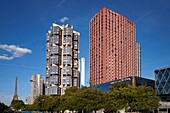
[[13, 76, 18, 100]]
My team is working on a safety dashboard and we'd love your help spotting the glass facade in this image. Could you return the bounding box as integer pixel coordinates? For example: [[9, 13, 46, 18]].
[[93, 76, 155, 92], [155, 67, 170, 96]]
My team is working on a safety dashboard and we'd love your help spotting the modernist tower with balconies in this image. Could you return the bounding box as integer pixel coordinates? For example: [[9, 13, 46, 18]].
[[46, 23, 80, 96], [90, 7, 136, 86]]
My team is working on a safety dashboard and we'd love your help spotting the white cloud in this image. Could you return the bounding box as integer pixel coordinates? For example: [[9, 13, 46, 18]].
[[0, 93, 12, 106], [60, 17, 69, 23], [0, 56, 13, 60], [0, 44, 32, 60]]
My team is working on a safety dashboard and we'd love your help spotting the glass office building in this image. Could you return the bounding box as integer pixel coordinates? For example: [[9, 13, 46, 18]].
[[155, 67, 170, 101], [93, 76, 155, 92]]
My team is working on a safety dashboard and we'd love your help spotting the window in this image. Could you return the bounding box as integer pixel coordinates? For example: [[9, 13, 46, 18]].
[[63, 47, 72, 55], [50, 36, 59, 44], [63, 66, 72, 75], [50, 75, 59, 84], [63, 76, 71, 85], [49, 86, 58, 95], [74, 60, 78, 67], [73, 51, 78, 58], [63, 56, 72, 65], [51, 46, 58, 54], [50, 66, 58, 74], [64, 36, 72, 45], [53, 26, 60, 34], [50, 56, 58, 64], [74, 41, 78, 49], [73, 70, 79, 77], [73, 79, 78, 86]]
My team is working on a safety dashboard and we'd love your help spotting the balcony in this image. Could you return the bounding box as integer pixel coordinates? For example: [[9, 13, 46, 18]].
[[73, 41, 78, 50], [50, 46, 59, 55], [64, 28, 72, 36], [50, 36, 59, 45], [62, 76, 72, 85], [51, 26, 61, 35], [73, 78, 78, 86], [63, 37, 72, 46], [63, 56, 72, 65], [49, 86, 58, 95], [63, 67, 72, 75], [73, 52, 78, 59], [73, 35, 79, 41], [73, 60, 79, 68], [63, 47, 72, 55], [50, 66, 59, 75], [50, 75, 59, 84], [73, 70, 79, 77]]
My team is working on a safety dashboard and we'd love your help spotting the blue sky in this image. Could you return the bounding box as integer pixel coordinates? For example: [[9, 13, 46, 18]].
[[0, 0, 170, 105]]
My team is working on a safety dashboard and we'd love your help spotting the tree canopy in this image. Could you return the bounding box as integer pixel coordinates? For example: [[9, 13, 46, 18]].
[[10, 99, 25, 111], [0, 101, 9, 113], [25, 82, 160, 113], [106, 82, 160, 112]]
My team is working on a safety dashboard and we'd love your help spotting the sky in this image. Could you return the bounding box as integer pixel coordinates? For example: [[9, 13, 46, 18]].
[[0, 0, 170, 105]]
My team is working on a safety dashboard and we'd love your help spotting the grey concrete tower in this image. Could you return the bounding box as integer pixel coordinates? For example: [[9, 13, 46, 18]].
[[45, 23, 80, 96]]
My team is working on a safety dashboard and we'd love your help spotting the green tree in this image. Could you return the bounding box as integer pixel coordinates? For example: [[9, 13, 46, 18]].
[[10, 100, 25, 111], [0, 101, 9, 113], [62, 86, 105, 113], [33, 95, 49, 111], [105, 82, 160, 112], [61, 86, 80, 111], [78, 87, 105, 113], [47, 96, 62, 113], [135, 85, 160, 112]]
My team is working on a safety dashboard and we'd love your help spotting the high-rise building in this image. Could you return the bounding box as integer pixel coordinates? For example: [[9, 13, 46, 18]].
[[136, 42, 141, 77], [46, 23, 80, 96], [30, 74, 43, 104], [90, 7, 136, 86], [155, 66, 170, 101], [80, 57, 85, 87], [155, 66, 170, 112]]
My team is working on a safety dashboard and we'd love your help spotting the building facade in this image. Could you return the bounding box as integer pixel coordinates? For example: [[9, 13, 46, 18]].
[[155, 67, 170, 101], [155, 67, 170, 113], [46, 23, 80, 96], [30, 74, 43, 104], [90, 7, 136, 86], [136, 42, 141, 77], [80, 57, 85, 87], [92, 76, 155, 92], [93, 76, 155, 92]]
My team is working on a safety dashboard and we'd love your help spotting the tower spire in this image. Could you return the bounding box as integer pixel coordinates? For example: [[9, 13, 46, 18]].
[[13, 76, 18, 100]]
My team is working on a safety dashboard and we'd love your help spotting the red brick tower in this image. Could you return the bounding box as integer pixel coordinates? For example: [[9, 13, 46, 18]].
[[90, 7, 136, 86]]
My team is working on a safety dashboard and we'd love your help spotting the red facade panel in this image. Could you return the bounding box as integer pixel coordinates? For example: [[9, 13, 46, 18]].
[[90, 7, 136, 86]]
